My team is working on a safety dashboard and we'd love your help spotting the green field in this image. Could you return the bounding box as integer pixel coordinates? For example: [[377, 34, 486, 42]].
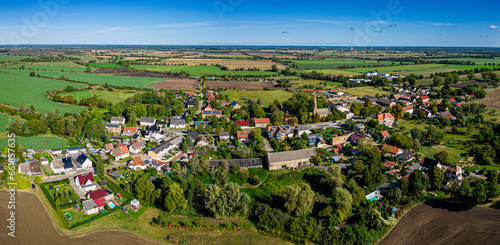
[[290, 59, 403, 70], [341, 86, 390, 97], [132, 65, 280, 77], [0, 113, 14, 133], [0, 69, 165, 88], [341, 64, 447, 74], [442, 65, 500, 70], [223, 90, 293, 108], [428, 57, 500, 65], [8, 64, 87, 72], [0, 56, 32, 62], [309, 69, 361, 75], [0, 136, 68, 150], [60, 89, 144, 105], [89, 63, 123, 68], [0, 72, 87, 114]]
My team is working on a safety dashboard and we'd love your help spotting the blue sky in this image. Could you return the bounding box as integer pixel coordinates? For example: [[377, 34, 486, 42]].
[[0, 0, 499, 46]]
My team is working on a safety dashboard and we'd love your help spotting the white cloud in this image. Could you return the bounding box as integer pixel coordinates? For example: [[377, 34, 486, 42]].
[[489, 25, 499, 29], [430, 22, 455, 26]]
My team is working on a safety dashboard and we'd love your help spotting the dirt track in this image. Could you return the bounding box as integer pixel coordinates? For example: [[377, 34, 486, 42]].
[[379, 202, 500, 245], [0, 191, 164, 245]]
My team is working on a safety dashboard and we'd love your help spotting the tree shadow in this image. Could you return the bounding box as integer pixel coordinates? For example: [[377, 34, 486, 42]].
[[423, 198, 474, 212]]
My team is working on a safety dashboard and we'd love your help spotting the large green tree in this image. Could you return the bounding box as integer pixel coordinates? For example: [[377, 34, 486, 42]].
[[281, 183, 315, 216]]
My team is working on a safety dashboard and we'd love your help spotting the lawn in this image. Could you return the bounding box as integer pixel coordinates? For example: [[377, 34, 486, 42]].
[[59, 88, 144, 105], [0, 136, 68, 149], [0, 69, 166, 88], [0, 72, 87, 114], [0, 113, 14, 132], [309, 69, 361, 76], [223, 90, 293, 108]]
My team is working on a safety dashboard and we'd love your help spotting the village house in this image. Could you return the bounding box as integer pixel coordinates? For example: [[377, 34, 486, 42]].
[[61, 157, 76, 174], [128, 156, 147, 170], [308, 134, 327, 148], [267, 125, 293, 141], [230, 100, 242, 110], [75, 172, 97, 194], [144, 125, 164, 141], [50, 158, 64, 174], [105, 123, 122, 134], [356, 123, 366, 131], [185, 96, 197, 108], [329, 133, 353, 146], [122, 127, 139, 137], [330, 89, 345, 96], [234, 119, 250, 128], [103, 143, 114, 153], [383, 161, 397, 169], [75, 153, 93, 170], [204, 104, 212, 110], [195, 121, 210, 127], [196, 136, 210, 147], [377, 98, 396, 107], [40, 157, 49, 165], [113, 146, 130, 161], [397, 150, 415, 163], [421, 158, 443, 172], [377, 113, 395, 127], [253, 118, 271, 128], [265, 148, 317, 170], [110, 117, 126, 125], [348, 134, 367, 145], [187, 132, 199, 142], [381, 130, 390, 140], [237, 131, 249, 142], [381, 144, 403, 157], [402, 106, 414, 114], [219, 131, 230, 141], [88, 188, 114, 201], [66, 146, 86, 155], [82, 199, 99, 215], [419, 96, 430, 102], [129, 140, 146, 154], [140, 117, 156, 126], [202, 110, 222, 118], [446, 165, 463, 180], [170, 118, 186, 129], [47, 148, 62, 155], [18, 160, 41, 176], [295, 125, 311, 136], [336, 106, 354, 119]]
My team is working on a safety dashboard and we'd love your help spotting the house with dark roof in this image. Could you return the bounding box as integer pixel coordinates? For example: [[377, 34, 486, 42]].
[[144, 125, 164, 141], [265, 148, 316, 170], [75, 172, 96, 194], [295, 125, 311, 136], [140, 117, 156, 126], [195, 121, 210, 127], [308, 134, 326, 148], [61, 157, 76, 173], [110, 117, 126, 125], [446, 165, 463, 180], [187, 132, 199, 142], [105, 123, 122, 134], [66, 146, 86, 155], [377, 98, 396, 107], [75, 153, 93, 169], [170, 118, 186, 128], [230, 100, 242, 110], [421, 158, 443, 172], [362, 95, 378, 103], [196, 136, 209, 147], [397, 150, 415, 163], [219, 131, 230, 141], [267, 125, 293, 141]]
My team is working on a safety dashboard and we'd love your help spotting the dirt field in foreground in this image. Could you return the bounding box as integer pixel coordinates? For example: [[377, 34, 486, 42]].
[[205, 81, 284, 90], [0, 191, 164, 245], [475, 87, 500, 110], [152, 78, 199, 90], [379, 202, 500, 245]]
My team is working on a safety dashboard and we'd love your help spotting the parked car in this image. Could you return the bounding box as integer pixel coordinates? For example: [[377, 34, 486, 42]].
[[121, 207, 128, 214], [31, 184, 35, 189]]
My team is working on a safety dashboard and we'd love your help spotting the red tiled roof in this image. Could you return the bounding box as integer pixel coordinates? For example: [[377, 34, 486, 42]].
[[383, 161, 397, 168], [420, 96, 430, 101], [381, 130, 389, 137], [377, 113, 394, 121], [234, 119, 249, 127], [123, 127, 138, 134], [131, 156, 146, 166], [381, 144, 401, 155], [94, 198, 106, 207], [89, 189, 107, 200], [402, 106, 413, 112], [77, 172, 94, 186], [237, 131, 249, 138], [253, 118, 271, 125]]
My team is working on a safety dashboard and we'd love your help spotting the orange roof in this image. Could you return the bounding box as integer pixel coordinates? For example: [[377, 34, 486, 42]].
[[402, 106, 413, 112], [381, 144, 401, 154], [377, 113, 394, 121], [253, 118, 271, 124], [383, 161, 397, 168], [381, 130, 389, 137], [131, 156, 146, 166], [420, 95, 430, 100], [123, 127, 138, 134], [237, 131, 249, 138]]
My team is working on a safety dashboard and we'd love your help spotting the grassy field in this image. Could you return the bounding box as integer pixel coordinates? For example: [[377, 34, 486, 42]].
[[89, 63, 123, 68], [132, 65, 279, 77], [8, 64, 87, 72], [0, 56, 32, 62], [428, 57, 500, 65], [309, 69, 361, 76], [0, 136, 68, 149], [341, 64, 447, 74], [0, 113, 14, 133], [290, 59, 402, 70], [341, 86, 391, 97], [398, 120, 471, 163], [443, 64, 500, 70], [223, 90, 293, 108], [0, 72, 87, 114], [0, 69, 166, 88], [60, 88, 144, 105]]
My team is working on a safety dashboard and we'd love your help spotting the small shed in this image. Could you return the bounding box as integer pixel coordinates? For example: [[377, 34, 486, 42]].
[[98, 180, 107, 186], [131, 199, 140, 208], [116, 193, 122, 199]]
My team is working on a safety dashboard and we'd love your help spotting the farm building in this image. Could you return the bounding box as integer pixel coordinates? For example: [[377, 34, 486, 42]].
[[265, 148, 316, 170]]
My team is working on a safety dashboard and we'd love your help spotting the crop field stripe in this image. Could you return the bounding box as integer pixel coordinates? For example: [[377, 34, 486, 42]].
[[0, 136, 68, 149]]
